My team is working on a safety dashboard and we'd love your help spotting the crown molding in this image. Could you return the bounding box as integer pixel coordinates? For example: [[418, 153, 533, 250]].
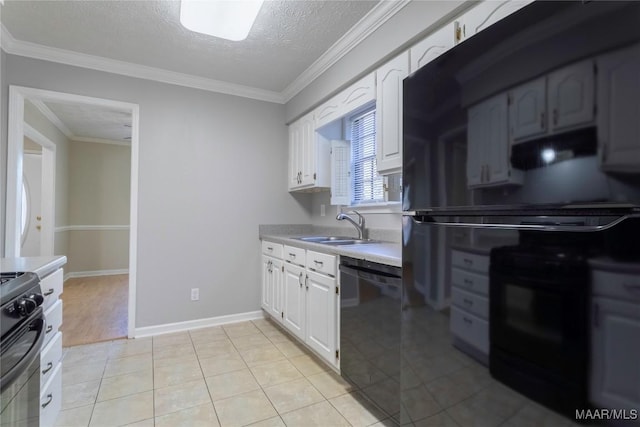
[[1, 24, 285, 104], [29, 98, 75, 138], [71, 136, 131, 147], [1, 1, 408, 106], [281, 0, 411, 102]]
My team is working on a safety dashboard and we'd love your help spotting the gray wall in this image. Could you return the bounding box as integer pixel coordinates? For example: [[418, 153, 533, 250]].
[[1, 50, 7, 258], [3, 55, 312, 328]]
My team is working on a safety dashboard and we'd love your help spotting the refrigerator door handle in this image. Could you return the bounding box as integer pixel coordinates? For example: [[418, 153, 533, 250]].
[[409, 214, 639, 233]]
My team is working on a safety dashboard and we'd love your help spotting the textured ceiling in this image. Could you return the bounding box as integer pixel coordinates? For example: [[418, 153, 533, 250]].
[[1, 0, 379, 93], [42, 101, 132, 142]]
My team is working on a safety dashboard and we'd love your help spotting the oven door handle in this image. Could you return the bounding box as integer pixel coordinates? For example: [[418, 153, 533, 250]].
[[339, 264, 402, 288], [410, 214, 638, 233], [0, 307, 46, 393]]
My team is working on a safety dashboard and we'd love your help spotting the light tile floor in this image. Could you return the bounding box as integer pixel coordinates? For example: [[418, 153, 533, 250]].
[[56, 319, 390, 427]]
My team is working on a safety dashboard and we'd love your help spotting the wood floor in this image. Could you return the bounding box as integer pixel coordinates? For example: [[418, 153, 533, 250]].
[[61, 274, 128, 347]]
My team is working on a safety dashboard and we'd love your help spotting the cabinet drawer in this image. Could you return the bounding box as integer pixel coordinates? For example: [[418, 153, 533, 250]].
[[44, 300, 63, 347], [262, 241, 283, 258], [592, 269, 640, 303], [452, 287, 489, 319], [40, 363, 62, 427], [451, 250, 489, 273], [450, 306, 489, 355], [284, 245, 306, 267], [40, 332, 62, 390], [40, 268, 63, 311], [451, 267, 489, 296], [306, 251, 336, 277]]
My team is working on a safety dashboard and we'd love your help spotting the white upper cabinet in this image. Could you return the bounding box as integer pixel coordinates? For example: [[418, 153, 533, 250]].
[[376, 51, 409, 175], [468, 93, 523, 188], [509, 77, 547, 141], [410, 25, 455, 74], [548, 60, 595, 133], [509, 60, 595, 144], [597, 43, 640, 173], [455, 0, 533, 44], [288, 111, 331, 192], [315, 73, 376, 130]]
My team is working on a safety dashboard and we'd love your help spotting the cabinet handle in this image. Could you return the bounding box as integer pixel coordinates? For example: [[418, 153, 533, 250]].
[[41, 394, 53, 408], [299, 272, 303, 287], [289, 253, 296, 259], [463, 258, 473, 265], [46, 325, 53, 333], [463, 298, 473, 306], [43, 288, 55, 296], [540, 111, 546, 129], [314, 260, 324, 266], [42, 362, 53, 375], [267, 247, 273, 252], [305, 274, 309, 290], [463, 317, 473, 325], [463, 278, 473, 286], [624, 284, 640, 295]]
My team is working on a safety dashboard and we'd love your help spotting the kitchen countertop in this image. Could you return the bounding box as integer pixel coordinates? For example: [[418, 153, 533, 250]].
[[260, 234, 401, 267], [1, 256, 68, 279]]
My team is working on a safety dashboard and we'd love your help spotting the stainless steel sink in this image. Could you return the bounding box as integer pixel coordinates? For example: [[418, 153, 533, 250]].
[[294, 236, 380, 245]]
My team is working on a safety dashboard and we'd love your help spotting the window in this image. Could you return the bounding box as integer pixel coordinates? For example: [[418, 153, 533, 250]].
[[349, 109, 384, 205]]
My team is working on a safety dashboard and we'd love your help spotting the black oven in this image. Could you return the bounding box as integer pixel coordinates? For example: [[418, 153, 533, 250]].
[[1, 272, 46, 427], [489, 232, 599, 416]]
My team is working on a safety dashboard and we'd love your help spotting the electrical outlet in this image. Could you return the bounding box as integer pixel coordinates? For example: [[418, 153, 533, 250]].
[[191, 288, 199, 301]]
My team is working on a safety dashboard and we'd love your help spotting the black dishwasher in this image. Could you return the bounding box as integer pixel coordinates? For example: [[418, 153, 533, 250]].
[[339, 257, 402, 422]]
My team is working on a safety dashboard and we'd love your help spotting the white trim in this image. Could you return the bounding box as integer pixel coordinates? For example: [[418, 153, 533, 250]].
[[0, 25, 283, 104], [134, 311, 265, 339], [55, 225, 130, 232], [281, 0, 411, 102], [70, 136, 130, 147], [29, 99, 74, 138], [6, 85, 140, 341], [0, 1, 409, 104], [64, 269, 129, 281]]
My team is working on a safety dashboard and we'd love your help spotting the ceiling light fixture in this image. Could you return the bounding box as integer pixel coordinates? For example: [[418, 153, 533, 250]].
[[180, 0, 264, 41]]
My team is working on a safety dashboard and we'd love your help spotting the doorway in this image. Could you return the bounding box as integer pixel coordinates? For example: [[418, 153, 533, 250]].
[[5, 86, 140, 341]]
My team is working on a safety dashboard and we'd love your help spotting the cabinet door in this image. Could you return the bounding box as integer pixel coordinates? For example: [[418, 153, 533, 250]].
[[590, 297, 640, 412], [466, 103, 484, 187], [548, 60, 594, 132], [410, 25, 455, 73], [597, 43, 640, 173], [283, 263, 306, 341], [300, 113, 317, 186], [261, 256, 272, 312], [467, 93, 510, 187], [376, 51, 409, 175], [305, 271, 337, 365], [288, 121, 302, 190], [270, 259, 284, 322], [509, 77, 546, 142], [460, 1, 532, 41]]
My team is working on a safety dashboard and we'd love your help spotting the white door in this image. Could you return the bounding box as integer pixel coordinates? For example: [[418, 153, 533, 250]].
[[548, 60, 595, 132], [270, 259, 284, 323], [283, 263, 306, 341], [509, 77, 547, 142], [261, 255, 272, 312], [21, 153, 43, 256]]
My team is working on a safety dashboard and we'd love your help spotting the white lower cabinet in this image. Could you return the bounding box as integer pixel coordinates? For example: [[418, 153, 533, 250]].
[[590, 262, 640, 414], [39, 266, 64, 426], [260, 240, 339, 368]]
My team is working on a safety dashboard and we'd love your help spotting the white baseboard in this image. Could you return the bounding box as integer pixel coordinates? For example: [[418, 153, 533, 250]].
[[64, 269, 129, 281], [133, 310, 265, 339]]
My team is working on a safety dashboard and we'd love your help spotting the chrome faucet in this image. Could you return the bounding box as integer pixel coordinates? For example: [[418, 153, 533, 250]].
[[336, 211, 367, 240]]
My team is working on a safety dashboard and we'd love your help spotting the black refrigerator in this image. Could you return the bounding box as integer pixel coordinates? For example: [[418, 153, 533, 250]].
[[401, 1, 640, 425]]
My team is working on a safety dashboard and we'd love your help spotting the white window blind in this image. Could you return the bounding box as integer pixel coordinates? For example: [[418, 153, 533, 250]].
[[351, 109, 383, 204], [331, 140, 351, 205]]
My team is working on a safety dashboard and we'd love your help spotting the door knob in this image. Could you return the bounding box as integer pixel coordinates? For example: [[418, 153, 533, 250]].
[[36, 225, 42, 231], [36, 216, 42, 221]]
